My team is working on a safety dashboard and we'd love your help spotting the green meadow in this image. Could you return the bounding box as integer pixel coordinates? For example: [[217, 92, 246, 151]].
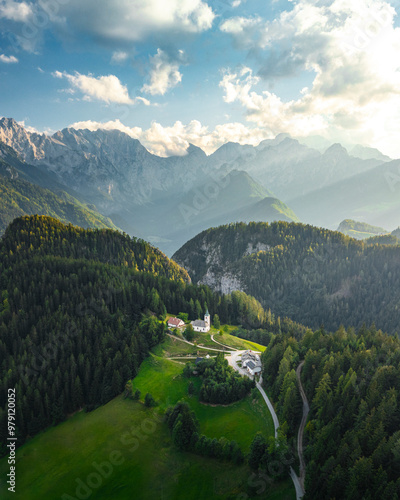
[[0, 335, 294, 500], [130, 353, 274, 451]]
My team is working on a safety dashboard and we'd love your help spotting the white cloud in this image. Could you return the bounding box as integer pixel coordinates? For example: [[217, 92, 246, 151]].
[[141, 49, 183, 96], [52, 71, 136, 104], [0, 53, 18, 63], [218, 0, 400, 156], [111, 51, 128, 64], [17, 120, 41, 134], [0, 0, 32, 22], [56, 0, 215, 44], [69, 118, 272, 156], [220, 16, 263, 47]]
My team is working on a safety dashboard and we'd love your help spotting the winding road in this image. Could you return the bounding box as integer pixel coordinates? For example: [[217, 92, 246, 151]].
[[226, 350, 304, 500], [296, 361, 309, 491], [166, 331, 307, 499]]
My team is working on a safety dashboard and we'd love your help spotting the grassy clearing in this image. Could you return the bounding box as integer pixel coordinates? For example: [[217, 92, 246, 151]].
[[0, 329, 295, 500], [186, 326, 267, 353], [152, 334, 218, 358], [0, 355, 294, 500], [0, 396, 294, 500], [130, 354, 274, 452], [215, 332, 267, 352]]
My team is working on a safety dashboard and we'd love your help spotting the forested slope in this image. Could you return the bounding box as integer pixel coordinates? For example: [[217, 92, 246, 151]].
[[173, 221, 400, 333], [0, 142, 119, 235], [0, 216, 284, 454], [262, 325, 400, 499]]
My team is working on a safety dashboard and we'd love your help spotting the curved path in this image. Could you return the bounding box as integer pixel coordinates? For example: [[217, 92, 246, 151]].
[[166, 333, 230, 353], [226, 350, 304, 500], [210, 334, 240, 351], [168, 332, 306, 498], [296, 361, 309, 491]]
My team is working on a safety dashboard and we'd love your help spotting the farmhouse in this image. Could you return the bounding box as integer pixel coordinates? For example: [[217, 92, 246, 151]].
[[242, 350, 261, 365], [245, 360, 261, 376], [167, 317, 185, 329], [191, 309, 211, 332], [241, 350, 262, 376]]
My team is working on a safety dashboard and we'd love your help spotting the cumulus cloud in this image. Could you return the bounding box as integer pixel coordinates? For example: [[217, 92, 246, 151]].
[[220, 16, 263, 47], [69, 118, 272, 156], [17, 120, 40, 134], [55, 0, 214, 44], [0, 0, 32, 22], [0, 53, 18, 63], [218, 0, 400, 155], [111, 51, 129, 64], [53, 71, 139, 104], [142, 49, 183, 96]]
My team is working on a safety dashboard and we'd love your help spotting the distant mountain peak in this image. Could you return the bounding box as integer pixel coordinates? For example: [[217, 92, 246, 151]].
[[186, 143, 206, 156], [324, 143, 348, 156], [350, 144, 391, 162]]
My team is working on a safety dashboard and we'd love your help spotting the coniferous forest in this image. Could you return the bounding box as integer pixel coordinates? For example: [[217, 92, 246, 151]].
[[262, 325, 400, 499], [173, 221, 400, 333], [0, 216, 290, 455], [2, 215, 400, 500]]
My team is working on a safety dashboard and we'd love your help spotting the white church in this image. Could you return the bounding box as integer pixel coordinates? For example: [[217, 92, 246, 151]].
[[191, 309, 211, 333]]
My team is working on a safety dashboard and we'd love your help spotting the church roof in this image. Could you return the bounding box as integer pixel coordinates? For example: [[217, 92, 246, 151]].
[[192, 320, 206, 328]]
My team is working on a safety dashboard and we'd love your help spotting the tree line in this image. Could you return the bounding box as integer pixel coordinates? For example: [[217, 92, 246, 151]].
[[174, 221, 400, 334], [184, 353, 255, 405], [0, 216, 288, 455], [262, 324, 400, 499], [165, 401, 244, 464]]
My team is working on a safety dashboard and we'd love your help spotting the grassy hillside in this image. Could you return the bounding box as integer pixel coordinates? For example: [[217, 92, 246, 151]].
[[0, 349, 293, 500], [337, 219, 388, 239], [130, 353, 275, 450], [0, 173, 119, 235]]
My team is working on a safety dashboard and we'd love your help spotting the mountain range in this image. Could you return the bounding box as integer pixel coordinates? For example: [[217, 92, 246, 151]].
[[0, 117, 399, 254]]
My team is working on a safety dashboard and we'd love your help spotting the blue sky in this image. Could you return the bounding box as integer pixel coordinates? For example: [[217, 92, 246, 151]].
[[1, 0, 400, 157]]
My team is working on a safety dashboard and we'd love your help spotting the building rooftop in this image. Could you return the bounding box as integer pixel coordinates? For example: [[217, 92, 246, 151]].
[[191, 320, 206, 327], [168, 317, 183, 326]]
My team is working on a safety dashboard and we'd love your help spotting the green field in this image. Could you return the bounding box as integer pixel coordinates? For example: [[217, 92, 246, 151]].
[[0, 336, 294, 500], [130, 354, 274, 451], [1, 396, 290, 500], [177, 325, 267, 353], [152, 335, 219, 358], [215, 332, 267, 353]]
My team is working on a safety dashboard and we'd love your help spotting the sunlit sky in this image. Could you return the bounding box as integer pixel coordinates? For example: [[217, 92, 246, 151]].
[[1, 0, 400, 157]]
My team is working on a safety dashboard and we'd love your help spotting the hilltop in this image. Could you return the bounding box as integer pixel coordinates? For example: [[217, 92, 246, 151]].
[[173, 221, 400, 333]]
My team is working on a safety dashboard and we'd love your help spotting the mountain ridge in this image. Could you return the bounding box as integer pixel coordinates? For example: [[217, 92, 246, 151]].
[[173, 221, 400, 333]]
